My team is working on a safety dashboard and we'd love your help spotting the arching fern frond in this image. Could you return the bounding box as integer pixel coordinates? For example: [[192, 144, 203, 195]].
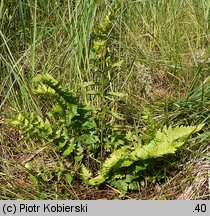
[[89, 124, 204, 186]]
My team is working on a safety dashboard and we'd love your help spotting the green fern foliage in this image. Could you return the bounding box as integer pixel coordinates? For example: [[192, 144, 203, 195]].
[[89, 124, 204, 191], [8, 73, 100, 161], [7, 72, 204, 194]]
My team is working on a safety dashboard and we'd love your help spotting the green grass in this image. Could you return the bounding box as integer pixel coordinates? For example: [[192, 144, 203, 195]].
[[0, 0, 210, 199]]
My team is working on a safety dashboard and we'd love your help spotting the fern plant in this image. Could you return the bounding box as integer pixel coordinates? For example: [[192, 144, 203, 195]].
[[7, 73, 204, 194]]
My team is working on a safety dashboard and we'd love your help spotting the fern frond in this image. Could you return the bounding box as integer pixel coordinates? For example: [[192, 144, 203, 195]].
[[89, 124, 204, 186]]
